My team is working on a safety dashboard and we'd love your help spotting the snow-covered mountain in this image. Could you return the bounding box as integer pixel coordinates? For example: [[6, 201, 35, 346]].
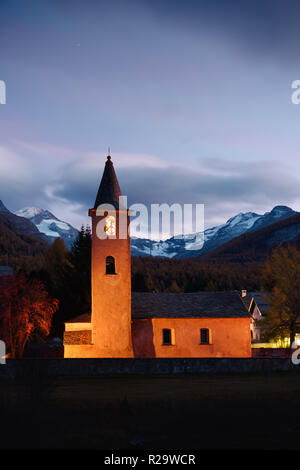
[[131, 205, 297, 259], [13, 204, 297, 257], [248, 205, 296, 232], [0, 200, 49, 243], [15, 207, 79, 249]]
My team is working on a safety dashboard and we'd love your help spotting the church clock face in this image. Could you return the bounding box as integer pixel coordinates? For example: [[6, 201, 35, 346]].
[[105, 215, 116, 236]]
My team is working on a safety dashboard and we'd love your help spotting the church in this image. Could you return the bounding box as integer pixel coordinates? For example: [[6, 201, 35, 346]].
[[64, 155, 251, 358]]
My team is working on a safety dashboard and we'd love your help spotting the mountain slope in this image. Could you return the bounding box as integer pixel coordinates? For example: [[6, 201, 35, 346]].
[[0, 212, 48, 259], [0, 200, 49, 243], [248, 205, 296, 232], [131, 205, 297, 258], [131, 211, 262, 258], [202, 213, 300, 263], [15, 207, 79, 249]]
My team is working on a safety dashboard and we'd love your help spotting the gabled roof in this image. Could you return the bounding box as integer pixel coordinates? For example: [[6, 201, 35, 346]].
[[132, 291, 250, 319], [250, 292, 269, 314], [66, 291, 250, 324], [242, 291, 269, 315], [93, 155, 125, 210]]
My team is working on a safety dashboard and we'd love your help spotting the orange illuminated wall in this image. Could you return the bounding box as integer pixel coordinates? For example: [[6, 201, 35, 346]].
[[132, 317, 251, 358], [88, 208, 133, 358]]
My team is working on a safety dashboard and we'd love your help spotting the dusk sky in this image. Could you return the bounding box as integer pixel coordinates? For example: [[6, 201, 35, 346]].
[[1, 0, 300, 236]]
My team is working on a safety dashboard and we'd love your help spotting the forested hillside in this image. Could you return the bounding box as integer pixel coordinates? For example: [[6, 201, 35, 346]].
[[0, 213, 48, 272]]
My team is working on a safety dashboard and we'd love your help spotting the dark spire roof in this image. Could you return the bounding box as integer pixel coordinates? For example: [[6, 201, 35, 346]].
[[94, 155, 125, 210]]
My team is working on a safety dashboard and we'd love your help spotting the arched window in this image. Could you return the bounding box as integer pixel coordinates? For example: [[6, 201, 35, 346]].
[[105, 215, 116, 236], [106, 256, 116, 275], [200, 328, 211, 345]]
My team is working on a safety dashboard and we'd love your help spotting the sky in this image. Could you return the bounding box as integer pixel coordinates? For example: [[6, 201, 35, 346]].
[[1, 0, 300, 238]]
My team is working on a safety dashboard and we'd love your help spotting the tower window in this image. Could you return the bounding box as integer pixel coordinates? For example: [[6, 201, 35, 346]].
[[200, 328, 211, 345], [105, 215, 116, 236], [106, 256, 116, 275], [162, 328, 175, 345]]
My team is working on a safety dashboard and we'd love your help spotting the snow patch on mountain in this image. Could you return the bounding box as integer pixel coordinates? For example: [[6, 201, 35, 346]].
[[15, 207, 79, 249], [16, 207, 45, 219], [131, 206, 297, 259], [36, 220, 61, 238], [14, 204, 297, 257]]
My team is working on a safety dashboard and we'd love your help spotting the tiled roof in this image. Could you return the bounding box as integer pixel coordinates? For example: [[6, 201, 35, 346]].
[[66, 292, 250, 324], [241, 293, 253, 310], [132, 291, 250, 319]]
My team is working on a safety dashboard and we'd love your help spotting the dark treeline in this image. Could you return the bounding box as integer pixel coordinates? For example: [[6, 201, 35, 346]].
[[132, 256, 262, 293]]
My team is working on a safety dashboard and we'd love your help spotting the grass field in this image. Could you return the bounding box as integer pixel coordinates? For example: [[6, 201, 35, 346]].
[[1, 371, 300, 449]]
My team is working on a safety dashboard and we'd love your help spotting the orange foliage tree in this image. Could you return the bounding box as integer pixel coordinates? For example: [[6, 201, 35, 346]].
[[0, 273, 59, 358], [261, 245, 300, 346]]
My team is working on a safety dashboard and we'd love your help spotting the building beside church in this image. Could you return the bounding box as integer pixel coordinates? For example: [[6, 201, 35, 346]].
[[243, 291, 300, 350], [64, 155, 251, 358]]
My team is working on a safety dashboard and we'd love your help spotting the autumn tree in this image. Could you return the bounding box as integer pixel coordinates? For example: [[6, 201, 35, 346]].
[[169, 280, 182, 293], [0, 273, 58, 357], [260, 245, 300, 346], [33, 227, 91, 336]]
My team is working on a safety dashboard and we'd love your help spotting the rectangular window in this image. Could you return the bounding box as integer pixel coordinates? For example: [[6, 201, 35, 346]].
[[200, 328, 210, 345], [162, 328, 175, 345]]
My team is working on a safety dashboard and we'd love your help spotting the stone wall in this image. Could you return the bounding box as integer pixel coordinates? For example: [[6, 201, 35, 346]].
[[64, 330, 92, 345], [252, 348, 291, 358], [0, 357, 299, 379]]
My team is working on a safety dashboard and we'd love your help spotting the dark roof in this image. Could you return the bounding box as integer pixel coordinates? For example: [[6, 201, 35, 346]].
[[94, 155, 125, 210], [67, 313, 91, 323], [242, 291, 269, 314], [241, 293, 253, 310], [250, 292, 269, 314], [132, 291, 250, 319], [66, 292, 250, 324]]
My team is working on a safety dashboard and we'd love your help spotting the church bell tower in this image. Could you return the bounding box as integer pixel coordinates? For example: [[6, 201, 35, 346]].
[[88, 154, 133, 357]]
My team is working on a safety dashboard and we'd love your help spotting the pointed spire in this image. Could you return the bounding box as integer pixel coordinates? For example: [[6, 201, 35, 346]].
[[94, 154, 124, 210]]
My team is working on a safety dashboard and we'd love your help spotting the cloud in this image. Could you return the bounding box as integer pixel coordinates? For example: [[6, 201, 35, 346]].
[[0, 146, 51, 210], [0, 134, 298, 232], [49, 153, 300, 229], [0, 144, 299, 232], [0, 144, 85, 229]]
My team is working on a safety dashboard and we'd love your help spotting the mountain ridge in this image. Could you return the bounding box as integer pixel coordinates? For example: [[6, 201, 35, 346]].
[[131, 205, 297, 258], [0, 211, 48, 263], [0, 200, 49, 243], [15, 206, 79, 250], [1, 199, 298, 259], [202, 212, 300, 263]]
